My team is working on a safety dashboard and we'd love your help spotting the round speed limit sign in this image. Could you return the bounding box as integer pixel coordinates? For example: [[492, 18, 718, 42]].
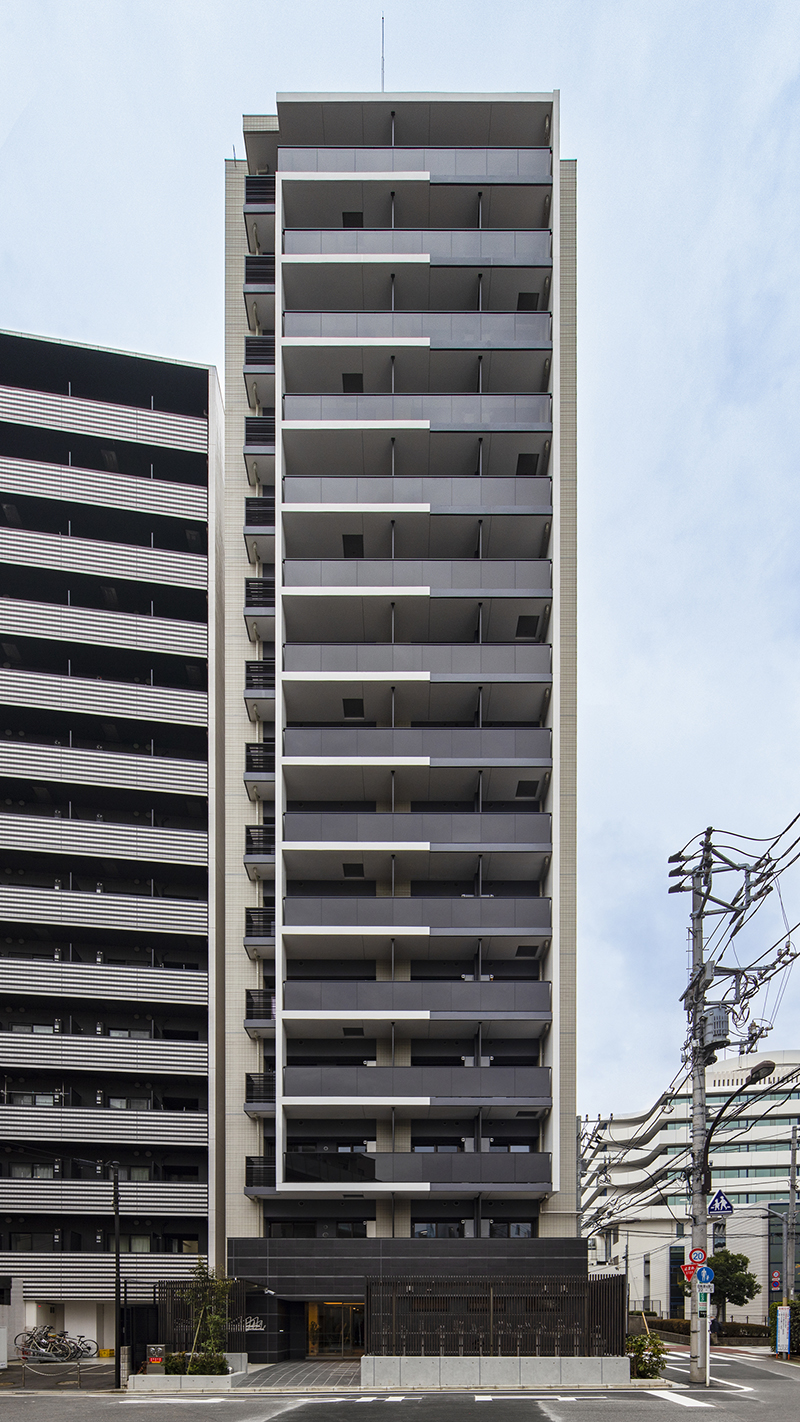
[[689, 1248, 707, 1265]]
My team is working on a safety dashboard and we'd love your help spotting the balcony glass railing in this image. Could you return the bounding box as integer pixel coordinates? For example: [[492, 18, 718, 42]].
[[278, 147, 553, 180], [284, 229, 551, 264], [244, 416, 276, 446], [283, 1064, 551, 1100], [283, 897, 552, 930], [245, 660, 276, 689], [283, 643, 552, 676], [283, 810, 551, 846], [244, 336, 277, 365], [245, 742, 276, 772], [245, 908, 276, 938], [283, 979, 551, 1014], [245, 1072, 276, 1103], [244, 256, 276, 284], [283, 394, 551, 427], [245, 989, 276, 1019], [245, 827, 276, 856], [245, 1154, 276, 1186], [282, 558, 550, 591], [284, 727, 550, 759], [282, 474, 551, 509], [244, 498, 276, 527], [244, 578, 276, 606], [282, 1149, 551, 1186], [283, 311, 552, 345], [245, 175, 276, 203]]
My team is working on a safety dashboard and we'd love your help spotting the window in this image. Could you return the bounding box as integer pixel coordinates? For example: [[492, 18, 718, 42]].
[[119, 1234, 151, 1253], [336, 1221, 367, 1238], [10, 1163, 54, 1179], [489, 1222, 533, 1238], [116, 1165, 150, 1182], [269, 1222, 315, 1239]]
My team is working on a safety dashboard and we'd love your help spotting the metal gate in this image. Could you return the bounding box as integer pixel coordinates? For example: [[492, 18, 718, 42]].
[[365, 1273, 625, 1357], [157, 1277, 247, 1355]]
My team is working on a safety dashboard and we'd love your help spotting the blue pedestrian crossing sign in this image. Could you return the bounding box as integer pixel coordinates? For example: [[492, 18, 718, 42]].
[[696, 1266, 715, 1284], [708, 1189, 734, 1216]]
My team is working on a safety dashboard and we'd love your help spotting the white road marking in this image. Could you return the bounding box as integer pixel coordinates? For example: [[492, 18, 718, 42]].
[[384, 1397, 406, 1403], [647, 1393, 714, 1408]]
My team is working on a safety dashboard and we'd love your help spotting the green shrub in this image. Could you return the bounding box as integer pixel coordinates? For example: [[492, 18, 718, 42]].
[[187, 1352, 229, 1376], [660, 1318, 690, 1334], [626, 1333, 667, 1378], [164, 1353, 186, 1375]]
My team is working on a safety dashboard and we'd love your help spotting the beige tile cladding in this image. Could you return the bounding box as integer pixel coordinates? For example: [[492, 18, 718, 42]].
[[223, 159, 267, 1238]]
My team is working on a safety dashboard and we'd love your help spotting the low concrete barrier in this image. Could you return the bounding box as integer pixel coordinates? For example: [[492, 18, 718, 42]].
[[360, 1355, 631, 1389], [128, 1371, 249, 1392]]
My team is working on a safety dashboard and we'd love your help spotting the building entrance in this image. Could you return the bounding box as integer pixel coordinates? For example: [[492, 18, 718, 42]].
[[307, 1302, 365, 1357]]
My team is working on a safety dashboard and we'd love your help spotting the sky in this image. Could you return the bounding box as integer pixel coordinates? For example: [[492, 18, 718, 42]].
[[2, 0, 800, 1119]]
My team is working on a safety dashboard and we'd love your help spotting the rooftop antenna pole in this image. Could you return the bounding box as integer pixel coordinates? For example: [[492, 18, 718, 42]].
[[381, 13, 385, 93]]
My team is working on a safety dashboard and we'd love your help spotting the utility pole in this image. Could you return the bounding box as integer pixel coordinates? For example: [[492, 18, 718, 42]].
[[790, 1125, 797, 1302], [689, 860, 709, 1386]]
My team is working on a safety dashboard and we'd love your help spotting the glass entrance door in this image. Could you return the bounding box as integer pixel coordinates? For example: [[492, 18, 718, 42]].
[[307, 1302, 365, 1357]]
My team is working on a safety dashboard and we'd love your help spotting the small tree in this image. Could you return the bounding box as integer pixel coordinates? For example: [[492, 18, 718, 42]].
[[182, 1259, 233, 1374], [678, 1248, 761, 1323]]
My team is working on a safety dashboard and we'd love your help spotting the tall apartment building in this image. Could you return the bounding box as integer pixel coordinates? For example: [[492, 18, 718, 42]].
[[0, 331, 222, 1344], [224, 91, 578, 1360], [582, 1051, 800, 1322]]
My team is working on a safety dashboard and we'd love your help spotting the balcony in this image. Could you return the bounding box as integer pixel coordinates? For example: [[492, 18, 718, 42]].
[[244, 659, 276, 723], [245, 988, 276, 1038], [0, 1030, 208, 1076], [283, 394, 551, 430], [284, 727, 550, 762], [283, 1064, 551, 1107], [245, 825, 276, 880], [244, 577, 276, 643], [277, 147, 553, 181], [0, 1250, 201, 1301], [244, 256, 276, 286], [244, 740, 276, 801], [245, 1154, 276, 1187], [283, 474, 551, 511], [282, 979, 551, 1021], [244, 498, 275, 564], [284, 311, 552, 347], [0, 1179, 208, 1215], [280, 1150, 551, 1191], [283, 558, 550, 594], [283, 643, 551, 682], [0, 958, 208, 1007], [283, 896, 551, 936], [0, 1103, 207, 1145], [283, 809, 551, 851], [0, 883, 208, 938], [0, 738, 207, 800], [245, 906, 276, 944], [245, 1072, 277, 1115], [0, 810, 207, 868], [284, 229, 551, 265], [245, 337, 276, 366], [244, 415, 276, 450], [245, 175, 276, 205]]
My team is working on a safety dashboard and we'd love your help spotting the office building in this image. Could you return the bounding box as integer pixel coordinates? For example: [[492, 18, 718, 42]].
[[223, 90, 578, 1360], [582, 1050, 800, 1322], [0, 331, 222, 1344]]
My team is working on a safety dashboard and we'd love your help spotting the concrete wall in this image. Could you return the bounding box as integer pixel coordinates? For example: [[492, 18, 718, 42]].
[[361, 1355, 631, 1389]]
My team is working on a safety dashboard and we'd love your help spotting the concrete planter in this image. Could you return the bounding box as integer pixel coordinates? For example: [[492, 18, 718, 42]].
[[361, 1355, 632, 1389], [128, 1371, 249, 1392]]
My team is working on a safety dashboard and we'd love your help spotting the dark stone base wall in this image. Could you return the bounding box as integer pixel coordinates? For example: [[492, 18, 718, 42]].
[[232, 1237, 588, 1363]]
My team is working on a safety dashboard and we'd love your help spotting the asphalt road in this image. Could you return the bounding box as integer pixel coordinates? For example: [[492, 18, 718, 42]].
[[0, 1348, 798, 1422]]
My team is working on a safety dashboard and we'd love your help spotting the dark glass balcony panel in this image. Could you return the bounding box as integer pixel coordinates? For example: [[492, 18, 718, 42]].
[[284, 727, 550, 761], [246, 827, 276, 855], [244, 416, 276, 447], [284, 230, 551, 265], [245, 256, 276, 284], [283, 810, 551, 848], [246, 742, 276, 772], [283, 1064, 551, 1102], [245, 989, 276, 1019], [245, 660, 276, 688], [245, 1072, 276, 1103], [283, 394, 551, 428], [283, 559, 550, 592], [245, 908, 276, 938], [245, 578, 276, 607], [244, 337, 276, 366], [245, 498, 276, 527], [283, 897, 552, 932], [282, 1149, 551, 1186], [283, 311, 552, 346], [245, 1154, 276, 1187], [283, 475, 551, 511], [277, 147, 553, 181], [283, 979, 551, 1016], [283, 644, 551, 677], [245, 175, 276, 204]]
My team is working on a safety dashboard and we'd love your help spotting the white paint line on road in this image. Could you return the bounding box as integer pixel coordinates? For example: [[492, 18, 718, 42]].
[[708, 1379, 754, 1391], [646, 1393, 714, 1408], [384, 1397, 406, 1403]]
